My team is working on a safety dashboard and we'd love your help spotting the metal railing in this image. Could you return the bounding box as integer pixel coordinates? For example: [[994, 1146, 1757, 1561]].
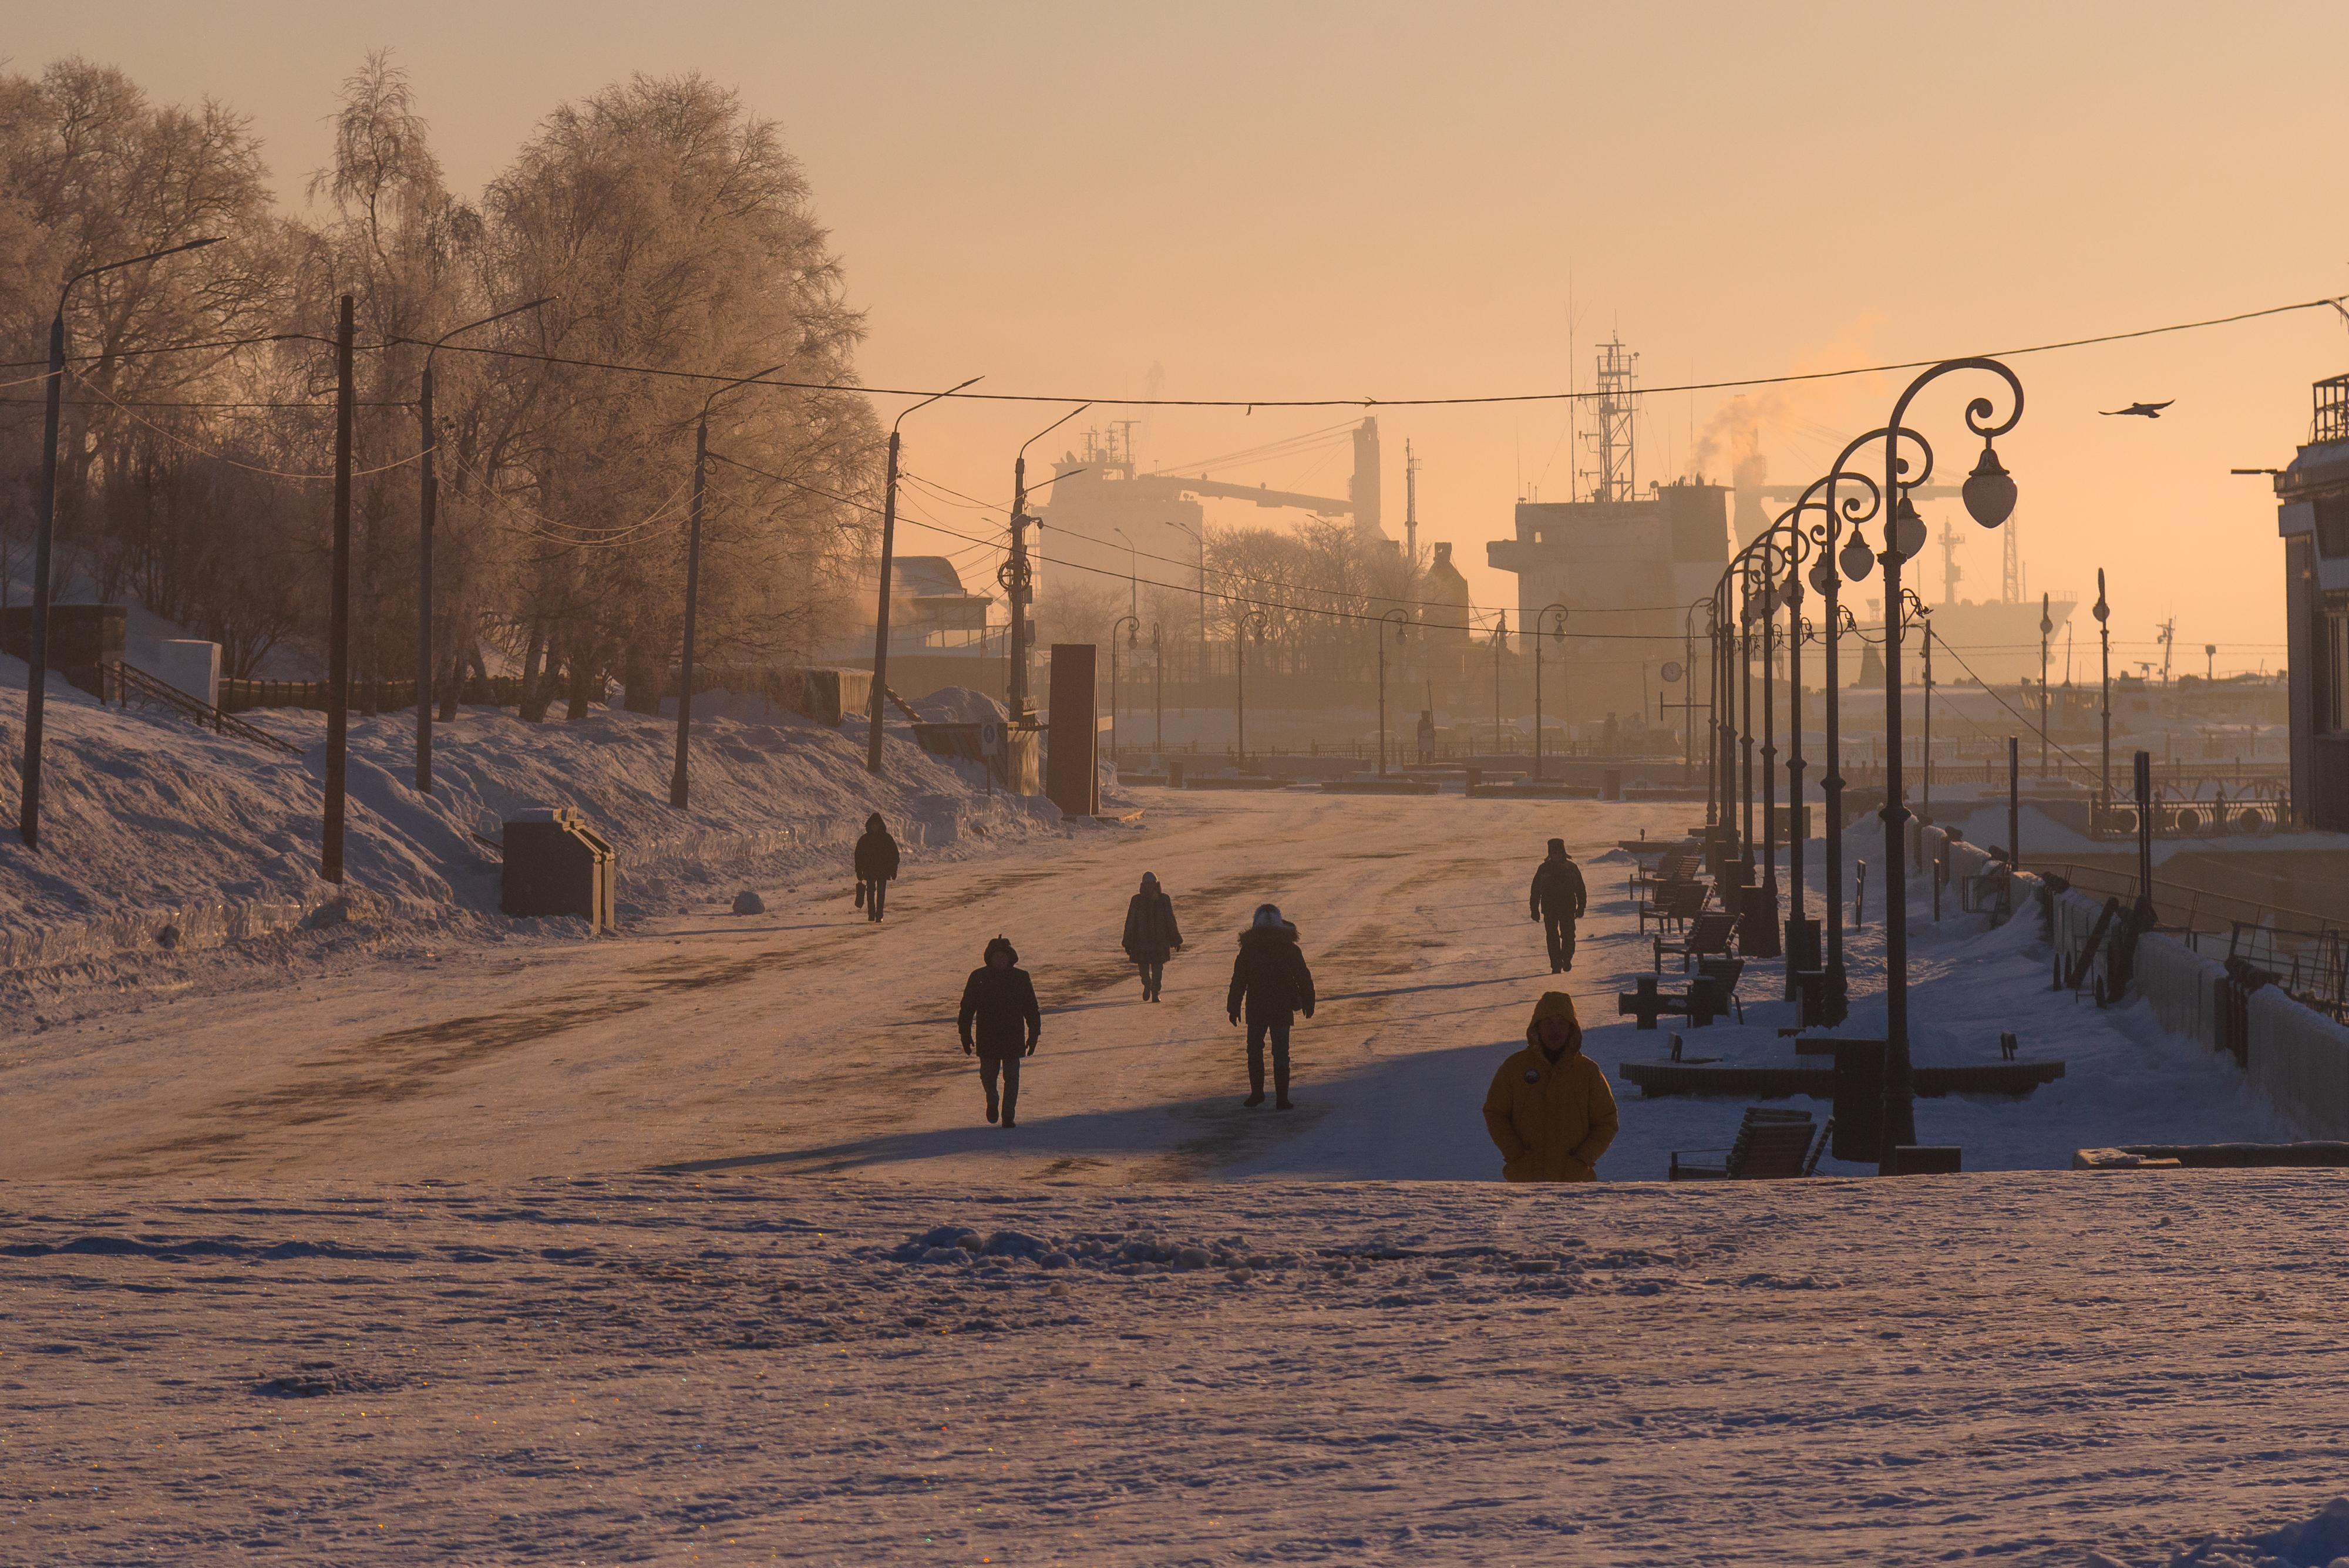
[[114, 662, 302, 756]]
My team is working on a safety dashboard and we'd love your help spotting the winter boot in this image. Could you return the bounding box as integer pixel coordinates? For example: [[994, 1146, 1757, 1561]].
[[985, 1084, 999, 1125], [1274, 1065, 1293, 1112], [1244, 1058, 1266, 1108]]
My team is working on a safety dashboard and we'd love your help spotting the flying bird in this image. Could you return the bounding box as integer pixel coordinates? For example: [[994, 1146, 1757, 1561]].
[[2100, 400, 2174, 418]]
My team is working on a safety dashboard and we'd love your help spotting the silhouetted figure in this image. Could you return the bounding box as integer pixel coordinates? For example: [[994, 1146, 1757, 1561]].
[[1529, 837, 1588, 974], [1415, 709, 1437, 767], [1122, 872, 1183, 1001], [958, 934, 1040, 1128], [2099, 401, 2173, 418], [1482, 991, 1618, 1183], [1227, 903, 1315, 1109], [853, 813, 900, 922]]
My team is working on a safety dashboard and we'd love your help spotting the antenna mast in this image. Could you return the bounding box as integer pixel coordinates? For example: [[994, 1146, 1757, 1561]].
[[1582, 336, 1640, 503], [2001, 506, 2022, 603], [1404, 439, 1421, 571]]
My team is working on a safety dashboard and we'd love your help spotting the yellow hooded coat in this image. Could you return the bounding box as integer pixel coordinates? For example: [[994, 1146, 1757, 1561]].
[[1482, 992, 1619, 1182]]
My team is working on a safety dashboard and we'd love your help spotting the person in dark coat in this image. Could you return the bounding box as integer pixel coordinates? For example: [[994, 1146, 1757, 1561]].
[[1415, 709, 1437, 767], [958, 935, 1040, 1127], [1226, 903, 1315, 1109], [1529, 837, 1588, 974], [853, 813, 900, 922], [1121, 872, 1183, 1001]]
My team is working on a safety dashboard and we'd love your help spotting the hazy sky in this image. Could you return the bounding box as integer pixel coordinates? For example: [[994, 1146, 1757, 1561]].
[[13, 0, 2348, 672]]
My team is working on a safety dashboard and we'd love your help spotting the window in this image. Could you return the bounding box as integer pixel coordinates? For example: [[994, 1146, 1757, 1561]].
[[2327, 593, 2349, 734], [2317, 493, 2349, 559]]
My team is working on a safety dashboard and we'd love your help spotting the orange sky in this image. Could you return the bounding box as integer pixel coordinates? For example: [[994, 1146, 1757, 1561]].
[[17, 0, 2349, 673]]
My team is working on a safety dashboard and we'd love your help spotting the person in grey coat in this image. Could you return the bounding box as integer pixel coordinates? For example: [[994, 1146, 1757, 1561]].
[[1122, 872, 1183, 1001]]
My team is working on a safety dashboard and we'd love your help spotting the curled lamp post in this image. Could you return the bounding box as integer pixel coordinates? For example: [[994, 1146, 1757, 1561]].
[[1534, 601, 1569, 783], [2094, 569, 2112, 811], [1874, 359, 2023, 1170], [1684, 598, 1714, 798], [1376, 608, 1409, 777], [866, 376, 984, 776], [412, 296, 551, 795], [19, 234, 223, 850]]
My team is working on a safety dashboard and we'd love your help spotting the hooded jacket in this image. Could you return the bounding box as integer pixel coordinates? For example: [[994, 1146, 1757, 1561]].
[[854, 815, 900, 883], [1122, 875, 1183, 963], [1227, 917, 1315, 1022], [1530, 845, 1587, 920], [958, 936, 1041, 1058], [1482, 992, 1617, 1182]]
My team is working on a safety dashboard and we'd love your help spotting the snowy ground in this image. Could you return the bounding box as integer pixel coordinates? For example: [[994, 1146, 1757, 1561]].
[[2, 788, 2330, 1562], [8, 1173, 2349, 1565]]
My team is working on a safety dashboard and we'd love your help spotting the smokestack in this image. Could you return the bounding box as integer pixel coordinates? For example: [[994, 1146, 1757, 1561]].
[[1351, 418, 1382, 540]]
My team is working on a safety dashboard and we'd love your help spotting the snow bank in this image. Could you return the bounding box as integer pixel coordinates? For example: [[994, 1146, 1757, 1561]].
[[2148, 1496, 2349, 1567], [0, 658, 1065, 968]]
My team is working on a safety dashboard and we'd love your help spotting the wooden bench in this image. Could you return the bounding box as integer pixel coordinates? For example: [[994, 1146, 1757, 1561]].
[[1637, 877, 1709, 934], [1668, 1108, 1831, 1180], [1618, 973, 1728, 1030], [1654, 910, 1738, 973], [1628, 845, 1702, 903]]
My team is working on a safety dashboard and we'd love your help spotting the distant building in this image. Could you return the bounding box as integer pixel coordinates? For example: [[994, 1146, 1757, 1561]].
[[2274, 374, 2349, 829], [829, 555, 1008, 701], [1487, 479, 1728, 725]]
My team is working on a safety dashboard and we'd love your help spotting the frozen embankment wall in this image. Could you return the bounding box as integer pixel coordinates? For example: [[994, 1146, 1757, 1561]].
[[1917, 818, 2349, 1140]]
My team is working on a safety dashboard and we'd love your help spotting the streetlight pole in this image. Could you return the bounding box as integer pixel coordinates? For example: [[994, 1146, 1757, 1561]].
[[1110, 614, 1139, 769], [1234, 608, 1268, 768], [673, 356, 794, 808], [1873, 358, 2024, 1167], [1004, 403, 1087, 724], [2039, 591, 2054, 779], [1168, 516, 1206, 719], [2094, 570, 2112, 813], [1152, 621, 1164, 757], [1754, 550, 1784, 960], [18, 234, 223, 850], [412, 297, 550, 795], [866, 376, 983, 776], [1491, 614, 1508, 758], [1377, 608, 1409, 776], [1112, 526, 1139, 618], [1534, 602, 1567, 783], [1684, 598, 1711, 796]]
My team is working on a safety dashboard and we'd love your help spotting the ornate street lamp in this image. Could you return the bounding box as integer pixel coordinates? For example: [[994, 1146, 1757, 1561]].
[[1684, 597, 1715, 800], [1533, 601, 1569, 783], [2094, 570, 2112, 812], [1872, 359, 2025, 1167]]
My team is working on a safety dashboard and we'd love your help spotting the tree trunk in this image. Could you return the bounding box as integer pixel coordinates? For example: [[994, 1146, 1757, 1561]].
[[519, 624, 550, 722], [621, 642, 662, 714], [566, 642, 597, 721]]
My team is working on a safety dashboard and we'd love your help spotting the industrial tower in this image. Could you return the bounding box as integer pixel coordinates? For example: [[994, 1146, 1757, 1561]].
[[1581, 337, 1640, 504]]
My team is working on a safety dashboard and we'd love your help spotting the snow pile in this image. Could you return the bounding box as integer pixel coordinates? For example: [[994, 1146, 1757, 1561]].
[[2147, 1499, 2349, 1567], [0, 655, 1063, 964]]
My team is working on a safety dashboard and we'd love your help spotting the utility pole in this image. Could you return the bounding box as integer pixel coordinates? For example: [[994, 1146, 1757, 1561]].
[[869, 377, 981, 775], [322, 294, 355, 884], [1006, 403, 1088, 723], [18, 234, 221, 850]]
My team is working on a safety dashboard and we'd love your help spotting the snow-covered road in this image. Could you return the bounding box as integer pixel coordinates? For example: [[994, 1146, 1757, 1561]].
[[0, 790, 2296, 1185]]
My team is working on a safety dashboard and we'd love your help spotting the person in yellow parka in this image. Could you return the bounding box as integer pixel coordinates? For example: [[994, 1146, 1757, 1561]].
[[1482, 991, 1619, 1182]]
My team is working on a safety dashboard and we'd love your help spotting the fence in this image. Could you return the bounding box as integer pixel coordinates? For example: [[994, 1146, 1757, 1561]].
[[2034, 868, 2349, 1139], [222, 675, 527, 714]]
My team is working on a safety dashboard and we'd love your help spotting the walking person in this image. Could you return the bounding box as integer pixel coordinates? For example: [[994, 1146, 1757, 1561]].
[[853, 813, 900, 923], [958, 935, 1040, 1128], [1122, 872, 1183, 1001], [1415, 708, 1438, 768], [1529, 836, 1587, 974], [1226, 904, 1315, 1109], [1482, 991, 1618, 1183]]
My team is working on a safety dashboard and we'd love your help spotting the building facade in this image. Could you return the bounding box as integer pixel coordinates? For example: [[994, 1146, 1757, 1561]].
[[2276, 375, 2349, 830], [1487, 479, 1728, 726]]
